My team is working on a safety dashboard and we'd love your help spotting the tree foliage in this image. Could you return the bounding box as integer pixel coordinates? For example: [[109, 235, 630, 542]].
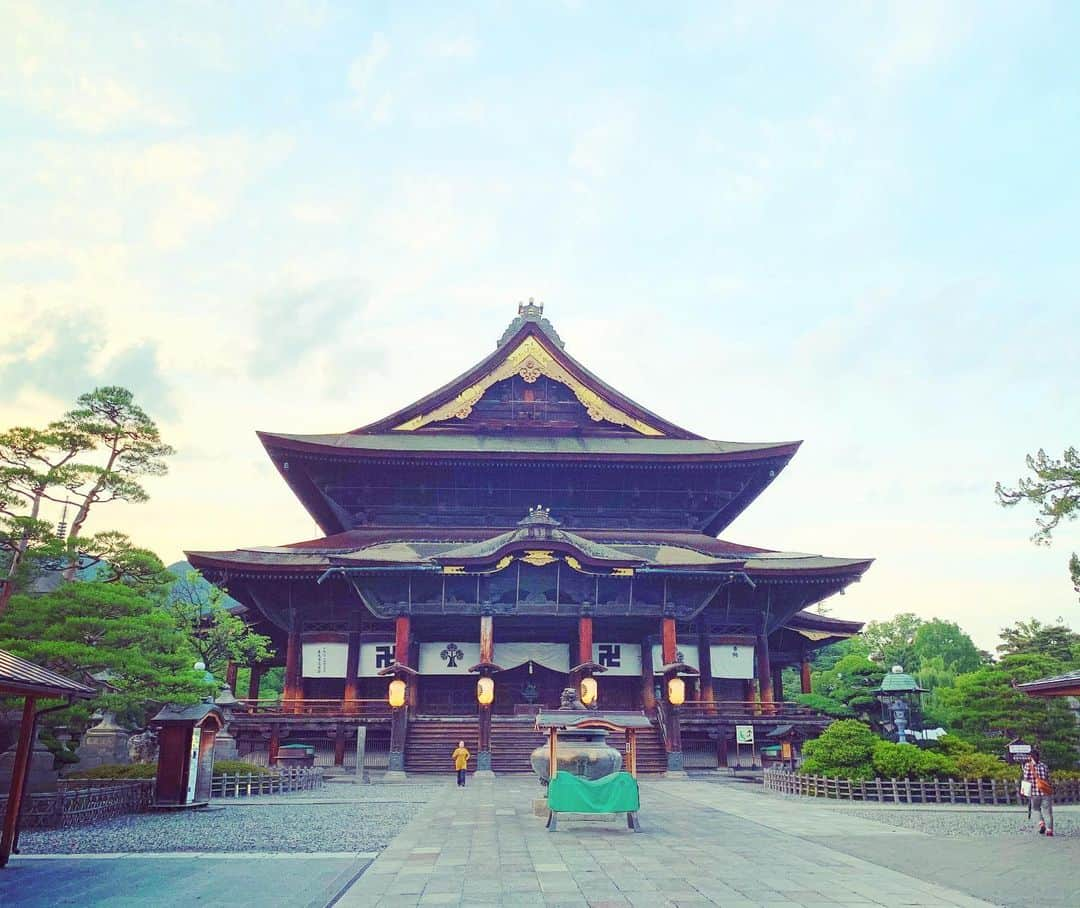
[[0, 581, 210, 729], [802, 654, 885, 724], [800, 720, 879, 779], [0, 387, 174, 609], [996, 446, 1080, 598], [163, 570, 273, 679], [996, 618, 1080, 662]]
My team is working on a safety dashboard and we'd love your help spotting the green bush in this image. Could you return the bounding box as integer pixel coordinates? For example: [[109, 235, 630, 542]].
[[213, 760, 273, 776], [871, 741, 957, 779], [66, 763, 157, 779], [800, 720, 878, 780]]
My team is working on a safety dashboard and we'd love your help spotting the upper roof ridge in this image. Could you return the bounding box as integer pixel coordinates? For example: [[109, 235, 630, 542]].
[[497, 298, 564, 349]]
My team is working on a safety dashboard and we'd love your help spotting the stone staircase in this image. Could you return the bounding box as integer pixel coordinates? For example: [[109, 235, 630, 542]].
[[403, 715, 668, 774]]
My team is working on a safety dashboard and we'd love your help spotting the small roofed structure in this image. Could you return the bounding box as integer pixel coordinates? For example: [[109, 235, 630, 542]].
[[1, 649, 95, 868], [876, 666, 927, 743], [1017, 669, 1080, 699], [149, 703, 224, 808], [535, 711, 654, 778]]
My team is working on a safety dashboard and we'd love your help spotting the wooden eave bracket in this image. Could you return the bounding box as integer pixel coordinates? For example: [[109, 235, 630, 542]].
[[376, 664, 419, 678], [467, 661, 504, 674], [659, 662, 700, 676], [569, 661, 608, 675]]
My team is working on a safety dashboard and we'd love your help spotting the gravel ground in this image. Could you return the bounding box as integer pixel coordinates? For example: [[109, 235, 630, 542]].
[[20, 782, 442, 854], [839, 805, 1079, 838]]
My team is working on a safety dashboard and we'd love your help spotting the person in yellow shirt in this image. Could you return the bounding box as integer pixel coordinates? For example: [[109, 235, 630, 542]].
[[452, 740, 471, 787]]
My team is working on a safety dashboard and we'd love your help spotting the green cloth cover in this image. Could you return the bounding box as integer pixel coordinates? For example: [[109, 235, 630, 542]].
[[547, 772, 640, 813]]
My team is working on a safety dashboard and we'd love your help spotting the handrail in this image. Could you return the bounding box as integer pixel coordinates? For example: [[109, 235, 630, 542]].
[[677, 700, 825, 719], [232, 698, 392, 717]]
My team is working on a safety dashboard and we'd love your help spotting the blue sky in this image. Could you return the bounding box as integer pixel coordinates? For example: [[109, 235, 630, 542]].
[[2, 1, 1077, 650]]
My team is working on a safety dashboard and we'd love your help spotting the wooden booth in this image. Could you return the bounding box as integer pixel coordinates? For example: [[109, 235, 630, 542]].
[[150, 703, 223, 808], [1, 648, 95, 868]]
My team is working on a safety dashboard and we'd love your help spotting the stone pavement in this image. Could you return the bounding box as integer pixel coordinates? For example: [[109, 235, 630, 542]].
[[336, 777, 997, 907], [0, 852, 373, 907]]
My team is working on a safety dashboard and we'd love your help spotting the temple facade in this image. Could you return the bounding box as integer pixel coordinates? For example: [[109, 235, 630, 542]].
[[188, 303, 871, 773]]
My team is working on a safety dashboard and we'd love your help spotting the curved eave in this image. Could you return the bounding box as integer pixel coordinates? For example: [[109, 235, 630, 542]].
[[353, 319, 701, 439], [745, 558, 874, 581], [435, 539, 644, 570]]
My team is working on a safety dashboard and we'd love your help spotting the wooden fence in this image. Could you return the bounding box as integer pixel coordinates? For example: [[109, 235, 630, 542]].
[[764, 768, 1080, 805], [0, 779, 155, 829], [210, 766, 324, 798]]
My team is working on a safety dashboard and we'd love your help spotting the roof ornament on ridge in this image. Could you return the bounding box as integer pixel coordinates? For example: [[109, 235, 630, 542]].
[[497, 297, 565, 349], [519, 504, 560, 538]]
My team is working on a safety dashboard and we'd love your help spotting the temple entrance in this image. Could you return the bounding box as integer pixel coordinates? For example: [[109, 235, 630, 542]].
[[494, 662, 567, 714]]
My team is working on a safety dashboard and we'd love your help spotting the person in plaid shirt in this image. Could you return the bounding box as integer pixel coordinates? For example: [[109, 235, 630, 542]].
[[1022, 749, 1054, 836]]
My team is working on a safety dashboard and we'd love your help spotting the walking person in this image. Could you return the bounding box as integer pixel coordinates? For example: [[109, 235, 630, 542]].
[[452, 740, 471, 788], [1022, 749, 1054, 837]]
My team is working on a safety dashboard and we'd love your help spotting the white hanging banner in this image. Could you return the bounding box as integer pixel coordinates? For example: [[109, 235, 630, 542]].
[[592, 642, 642, 676], [496, 642, 570, 674], [419, 642, 481, 674], [303, 642, 398, 677], [652, 643, 699, 674], [360, 642, 396, 677], [302, 642, 347, 678], [710, 644, 755, 680]]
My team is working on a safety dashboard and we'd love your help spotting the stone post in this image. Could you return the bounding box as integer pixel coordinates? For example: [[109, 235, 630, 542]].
[[75, 712, 132, 772]]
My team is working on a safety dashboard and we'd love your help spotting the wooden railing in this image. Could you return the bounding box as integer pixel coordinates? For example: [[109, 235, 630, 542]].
[[211, 767, 324, 798], [677, 700, 826, 721], [765, 768, 1080, 805], [232, 698, 392, 718]]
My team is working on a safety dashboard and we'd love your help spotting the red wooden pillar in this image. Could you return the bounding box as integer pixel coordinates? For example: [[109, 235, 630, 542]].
[[388, 614, 412, 774], [697, 616, 715, 707], [343, 632, 361, 714], [772, 666, 784, 703], [801, 657, 813, 694], [225, 661, 238, 692], [756, 634, 775, 714], [333, 724, 347, 766], [477, 614, 494, 773], [284, 616, 302, 713], [640, 640, 656, 711], [247, 664, 264, 701], [0, 697, 36, 867], [578, 615, 593, 668], [660, 616, 684, 772]]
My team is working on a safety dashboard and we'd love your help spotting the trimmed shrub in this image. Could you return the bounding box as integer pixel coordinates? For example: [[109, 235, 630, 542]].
[[212, 760, 273, 776], [66, 763, 157, 779], [871, 741, 957, 779], [800, 720, 878, 780]]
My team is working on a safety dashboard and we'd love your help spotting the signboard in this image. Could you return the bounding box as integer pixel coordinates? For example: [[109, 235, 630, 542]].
[[185, 726, 202, 805], [709, 644, 755, 680], [1007, 742, 1032, 764], [592, 642, 642, 676], [735, 725, 755, 746]]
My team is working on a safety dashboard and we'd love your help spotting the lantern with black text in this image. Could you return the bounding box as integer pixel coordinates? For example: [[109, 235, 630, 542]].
[[580, 675, 598, 706], [477, 676, 495, 706], [667, 676, 685, 706], [388, 678, 407, 708]]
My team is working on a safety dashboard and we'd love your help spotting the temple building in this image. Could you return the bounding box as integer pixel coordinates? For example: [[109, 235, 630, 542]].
[[187, 303, 871, 773]]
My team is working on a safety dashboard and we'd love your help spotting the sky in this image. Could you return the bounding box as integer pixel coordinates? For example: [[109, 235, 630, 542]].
[[1, 1, 1077, 652]]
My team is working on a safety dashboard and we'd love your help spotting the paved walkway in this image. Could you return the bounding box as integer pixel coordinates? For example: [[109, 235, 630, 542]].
[[336, 778, 998, 907], [0, 852, 373, 907]]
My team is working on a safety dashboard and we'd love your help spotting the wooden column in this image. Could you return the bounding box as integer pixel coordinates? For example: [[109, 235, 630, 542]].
[[696, 616, 715, 706], [343, 632, 361, 714], [772, 666, 785, 703], [0, 697, 36, 868], [284, 614, 302, 713], [660, 616, 684, 772], [225, 661, 238, 692], [268, 724, 280, 766], [756, 633, 775, 714], [388, 614, 411, 773], [661, 617, 678, 665], [334, 724, 347, 766], [578, 615, 593, 668], [477, 614, 494, 773], [247, 664, 264, 701], [801, 656, 813, 695], [640, 639, 656, 711]]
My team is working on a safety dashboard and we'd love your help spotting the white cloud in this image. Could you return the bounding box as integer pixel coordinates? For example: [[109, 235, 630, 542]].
[[569, 110, 636, 178], [0, 1, 180, 132], [431, 35, 478, 60], [873, 0, 972, 82], [347, 31, 392, 121]]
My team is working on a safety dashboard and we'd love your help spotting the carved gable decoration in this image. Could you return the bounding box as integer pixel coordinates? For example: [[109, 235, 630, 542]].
[[392, 336, 665, 436]]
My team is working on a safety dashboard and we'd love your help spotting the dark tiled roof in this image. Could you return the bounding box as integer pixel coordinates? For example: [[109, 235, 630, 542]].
[[0, 649, 96, 699], [1018, 670, 1080, 693]]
